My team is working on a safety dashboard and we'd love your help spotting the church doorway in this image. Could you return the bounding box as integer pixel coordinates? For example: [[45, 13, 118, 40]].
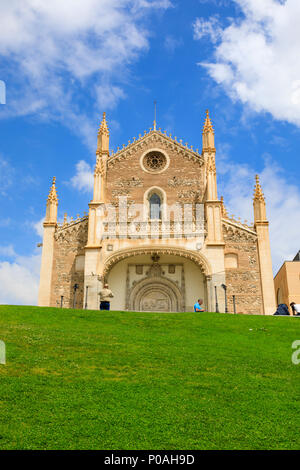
[[105, 250, 209, 312]]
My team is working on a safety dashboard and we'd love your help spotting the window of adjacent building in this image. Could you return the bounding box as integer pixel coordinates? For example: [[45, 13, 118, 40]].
[[149, 193, 161, 220]]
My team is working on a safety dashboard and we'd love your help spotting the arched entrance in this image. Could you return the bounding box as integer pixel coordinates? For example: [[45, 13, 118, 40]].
[[103, 246, 212, 312]]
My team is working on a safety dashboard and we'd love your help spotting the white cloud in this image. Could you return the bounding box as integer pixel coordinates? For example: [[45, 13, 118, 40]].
[[0, 1, 171, 143], [194, 0, 300, 127], [164, 35, 183, 53], [95, 85, 126, 110], [193, 16, 223, 43], [0, 245, 16, 257], [0, 252, 41, 305], [217, 149, 300, 273], [32, 218, 44, 238], [70, 160, 93, 193]]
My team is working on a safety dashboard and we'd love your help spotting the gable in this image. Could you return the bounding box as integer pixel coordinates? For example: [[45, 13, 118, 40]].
[[106, 130, 205, 205]]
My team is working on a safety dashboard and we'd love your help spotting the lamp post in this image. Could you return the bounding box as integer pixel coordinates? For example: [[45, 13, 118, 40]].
[[215, 286, 219, 313], [85, 286, 89, 310], [233, 295, 237, 314], [221, 284, 228, 313], [73, 283, 79, 309]]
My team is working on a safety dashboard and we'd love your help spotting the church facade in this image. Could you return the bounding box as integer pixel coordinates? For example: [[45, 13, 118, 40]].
[[38, 111, 276, 314]]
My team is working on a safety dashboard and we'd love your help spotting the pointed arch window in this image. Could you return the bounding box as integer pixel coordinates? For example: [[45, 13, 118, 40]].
[[149, 193, 161, 220]]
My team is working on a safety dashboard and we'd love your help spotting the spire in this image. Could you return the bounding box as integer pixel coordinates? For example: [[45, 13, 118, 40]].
[[47, 177, 58, 205], [253, 174, 265, 202], [99, 112, 109, 136], [94, 113, 109, 202], [253, 174, 267, 223], [202, 109, 215, 151], [203, 109, 214, 133], [153, 100, 157, 131], [97, 112, 109, 152], [45, 177, 58, 224], [252, 174, 275, 314]]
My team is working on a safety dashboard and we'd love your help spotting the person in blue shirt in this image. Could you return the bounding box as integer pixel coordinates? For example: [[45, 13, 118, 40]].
[[194, 298, 205, 312]]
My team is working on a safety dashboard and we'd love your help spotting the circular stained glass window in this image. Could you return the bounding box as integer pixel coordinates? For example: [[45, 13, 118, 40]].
[[143, 151, 167, 173]]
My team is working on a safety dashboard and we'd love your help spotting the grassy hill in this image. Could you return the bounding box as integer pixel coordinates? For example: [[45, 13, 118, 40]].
[[0, 305, 299, 450]]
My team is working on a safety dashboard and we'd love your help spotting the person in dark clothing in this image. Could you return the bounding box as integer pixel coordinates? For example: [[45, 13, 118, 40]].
[[273, 304, 290, 316]]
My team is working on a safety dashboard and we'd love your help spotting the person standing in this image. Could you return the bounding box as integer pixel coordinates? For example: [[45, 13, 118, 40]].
[[194, 298, 205, 313], [99, 283, 114, 311]]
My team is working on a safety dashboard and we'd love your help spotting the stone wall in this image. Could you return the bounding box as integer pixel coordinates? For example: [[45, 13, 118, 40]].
[[223, 222, 263, 315], [50, 218, 88, 308], [106, 132, 205, 210]]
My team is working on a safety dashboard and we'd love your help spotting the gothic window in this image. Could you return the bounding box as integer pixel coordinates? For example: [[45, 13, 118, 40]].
[[149, 193, 161, 220], [143, 151, 167, 173]]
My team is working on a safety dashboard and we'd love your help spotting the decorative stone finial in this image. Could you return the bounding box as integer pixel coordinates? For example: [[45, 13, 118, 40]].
[[98, 112, 109, 136], [253, 174, 265, 202], [151, 254, 160, 263], [47, 176, 58, 204], [153, 100, 157, 131], [203, 109, 214, 134]]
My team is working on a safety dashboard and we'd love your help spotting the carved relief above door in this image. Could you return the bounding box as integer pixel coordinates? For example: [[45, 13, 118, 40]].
[[140, 288, 171, 312], [128, 277, 183, 312]]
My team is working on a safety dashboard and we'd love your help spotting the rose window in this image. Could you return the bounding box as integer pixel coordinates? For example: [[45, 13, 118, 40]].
[[143, 151, 167, 173]]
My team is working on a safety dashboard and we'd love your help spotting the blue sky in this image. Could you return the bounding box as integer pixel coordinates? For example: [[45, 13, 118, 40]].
[[0, 0, 300, 304]]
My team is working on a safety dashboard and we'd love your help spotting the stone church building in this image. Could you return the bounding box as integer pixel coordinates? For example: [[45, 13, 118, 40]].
[[38, 111, 276, 314]]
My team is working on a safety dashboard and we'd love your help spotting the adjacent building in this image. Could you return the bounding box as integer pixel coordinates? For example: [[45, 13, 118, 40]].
[[274, 251, 300, 313]]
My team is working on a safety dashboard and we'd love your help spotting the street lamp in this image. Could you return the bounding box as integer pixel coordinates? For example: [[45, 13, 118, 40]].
[[73, 283, 79, 309], [215, 286, 219, 313], [221, 284, 228, 313]]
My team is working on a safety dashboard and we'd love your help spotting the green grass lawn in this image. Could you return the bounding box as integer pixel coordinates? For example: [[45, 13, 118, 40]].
[[0, 305, 299, 450]]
